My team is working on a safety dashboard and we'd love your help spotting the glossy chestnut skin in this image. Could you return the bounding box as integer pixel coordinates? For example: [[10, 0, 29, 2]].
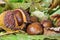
[[20, 8, 31, 23], [26, 22, 43, 35], [41, 20, 53, 28], [13, 10, 23, 26]]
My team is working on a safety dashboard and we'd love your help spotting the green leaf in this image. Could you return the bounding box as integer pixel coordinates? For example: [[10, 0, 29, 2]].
[[25, 0, 41, 3], [24, 0, 32, 3], [0, 34, 17, 40], [30, 3, 49, 13], [0, 7, 3, 13], [11, 3, 31, 10], [50, 9, 60, 16], [48, 6, 60, 15], [40, 0, 52, 8], [0, 33, 60, 40], [0, 6, 4, 14], [33, 0, 41, 2], [53, 9, 60, 14], [8, 0, 24, 3], [47, 34, 60, 40], [31, 11, 49, 20]]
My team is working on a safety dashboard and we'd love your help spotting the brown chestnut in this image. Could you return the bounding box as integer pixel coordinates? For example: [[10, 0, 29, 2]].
[[41, 20, 53, 28], [55, 18, 60, 27], [26, 22, 43, 35], [30, 16, 38, 23], [50, 14, 60, 21], [13, 9, 23, 26]]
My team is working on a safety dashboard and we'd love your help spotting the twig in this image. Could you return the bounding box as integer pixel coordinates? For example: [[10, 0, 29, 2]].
[[0, 30, 26, 36]]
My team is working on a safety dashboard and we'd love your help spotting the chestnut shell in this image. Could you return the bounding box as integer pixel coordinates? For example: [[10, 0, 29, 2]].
[[19, 8, 31, 23], [4, 10, 15, 29], [4, 8, 31, 31]]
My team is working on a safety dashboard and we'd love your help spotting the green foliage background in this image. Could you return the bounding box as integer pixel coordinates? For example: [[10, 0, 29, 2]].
[[0, 0, 60, 40], [0, 33, 60, 40]]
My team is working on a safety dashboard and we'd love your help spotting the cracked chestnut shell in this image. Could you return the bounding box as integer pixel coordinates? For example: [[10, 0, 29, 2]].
[[0, 8, 31, 32], [4, 10, 16, 30], [26, 22, 43, 35]]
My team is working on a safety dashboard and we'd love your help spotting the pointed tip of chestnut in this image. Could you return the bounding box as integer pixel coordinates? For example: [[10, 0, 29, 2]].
[[26, 22, 43, 35]]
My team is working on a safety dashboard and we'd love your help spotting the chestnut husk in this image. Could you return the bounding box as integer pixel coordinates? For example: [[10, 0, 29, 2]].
[[0, 8, 31, 32]]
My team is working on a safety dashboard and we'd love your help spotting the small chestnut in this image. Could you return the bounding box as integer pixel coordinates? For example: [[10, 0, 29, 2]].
[[30, 16, 38, 23], [41, 20, 53, 28], [26, 22, 43, 35]]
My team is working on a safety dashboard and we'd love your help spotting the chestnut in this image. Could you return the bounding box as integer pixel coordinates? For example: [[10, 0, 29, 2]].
[[50, 14, 60, 21], [41, 20, 53, 28], [55, 18, 60, 27], [30, 16, 38, 23], [49, 0, 59, 9], [13, 10, 23, 26], [26, 22, 43, 35]]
